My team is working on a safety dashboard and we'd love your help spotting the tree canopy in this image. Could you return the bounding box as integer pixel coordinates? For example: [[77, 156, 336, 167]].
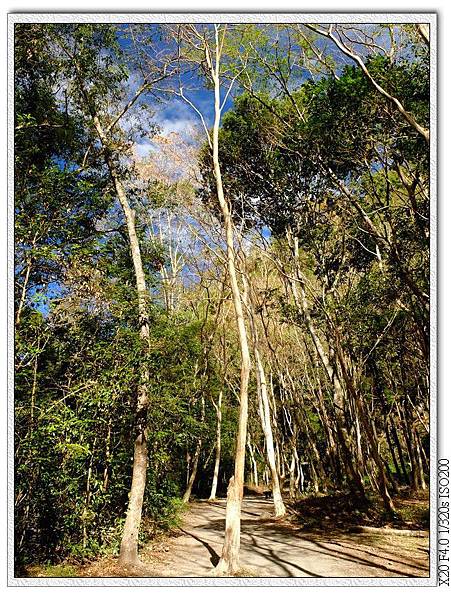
[[13, 21, 431, 577]]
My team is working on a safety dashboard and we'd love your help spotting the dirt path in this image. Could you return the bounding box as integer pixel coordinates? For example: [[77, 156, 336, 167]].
[[142, 498, 429, 578]]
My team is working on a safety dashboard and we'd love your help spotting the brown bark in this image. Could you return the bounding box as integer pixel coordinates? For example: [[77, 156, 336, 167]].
[[334, 337, 395, 514]]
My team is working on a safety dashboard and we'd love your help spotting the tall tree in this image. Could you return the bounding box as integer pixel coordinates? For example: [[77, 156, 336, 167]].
[[47, 23, 172, 566], [172, 24, 254, 574]]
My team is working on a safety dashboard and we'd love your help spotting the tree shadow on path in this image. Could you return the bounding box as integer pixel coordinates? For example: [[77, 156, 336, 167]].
[[178, 528, 220, 567], [248, 534, 324, 577]]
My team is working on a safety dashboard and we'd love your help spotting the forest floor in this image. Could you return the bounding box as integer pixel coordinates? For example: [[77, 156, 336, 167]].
[[67, 492, 430, 579]]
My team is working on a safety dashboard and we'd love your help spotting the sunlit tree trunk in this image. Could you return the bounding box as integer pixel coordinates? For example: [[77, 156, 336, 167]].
[[90, 114, 151, 566], [254, 347, 286, 516], [289, 449, 297, 498], [247, 438, 259, 487], [15, 256, 33, 327], [183, 397, 206, 502], [305, 24, 429, 142], [206, 27, 251, 576], [243, 273, 286, 517], [209, 391, 223, 500]]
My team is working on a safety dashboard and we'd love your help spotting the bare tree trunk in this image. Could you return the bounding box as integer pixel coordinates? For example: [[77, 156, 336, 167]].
[[209, 391, 223, 500], [335, 338, 395, 514], [205, 27, 251, 575], [255, 348, 286, 516], [352, 397, 364, 475], [103, 419, 112, 492], [183, 440, 201, 503], [90, 114, 151, 567], [417, 24, 430, 44], [303, 415, 329, 491], [287, 238, 365, 497], [183, 397, 206, 502], [244, 274, 286, 517], [306, 24, 429, 142], [16, 258, 32, 327], [310, 461, 320, 493], [417, 429, 429, 473], [399, 403, 420, 490], [82, 438, 96, 549], [414, 429, 427, 490], [111, 176, 150, 567], [289, 450, 297, 499], [30, 349, 38, 426], [247, 437, 259, 488], [299, 461, 305, 493], [390, 416, 410, 484], [385, 422, 403, 486]]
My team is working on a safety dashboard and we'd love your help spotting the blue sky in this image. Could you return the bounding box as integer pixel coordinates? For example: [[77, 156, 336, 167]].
[[19, 22, 404, 316], [119, 22, 387, 161]]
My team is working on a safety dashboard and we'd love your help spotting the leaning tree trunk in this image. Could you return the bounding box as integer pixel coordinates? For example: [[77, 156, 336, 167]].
[[183, 439, 201, 503], [208, 36, 251, 576], [254, 345, 286, 516], [243, 274, 286, 517], [334, 337, 395, 514], [247, 437, 259, 487], [385, 422, 404, 486], [398, 403, 420, 490], [91, 114, 151, 567], [414, 428, 427, 490], [390, 415, 410, 485], [289, 450, 297, 499], [287, 242, 365, 498]]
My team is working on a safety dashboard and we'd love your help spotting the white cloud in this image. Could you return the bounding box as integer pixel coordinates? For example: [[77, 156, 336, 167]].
[[134, 141, 157, 158], [159, 115, 198, 138], [156, 100, 199, 138]]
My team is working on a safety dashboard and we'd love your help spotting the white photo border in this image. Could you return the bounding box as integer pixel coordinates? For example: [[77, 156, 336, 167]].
[[7, 11, 438, 587]]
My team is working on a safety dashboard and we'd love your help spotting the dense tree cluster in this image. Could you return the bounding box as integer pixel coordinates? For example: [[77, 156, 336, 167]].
[[14, 22, 430, 575]]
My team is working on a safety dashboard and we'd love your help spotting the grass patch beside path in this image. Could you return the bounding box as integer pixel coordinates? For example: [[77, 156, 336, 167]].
[[24, 564, 79, 578]]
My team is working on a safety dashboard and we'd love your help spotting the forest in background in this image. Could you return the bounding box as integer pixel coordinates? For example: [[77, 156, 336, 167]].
[[14, 22, 430, 576]]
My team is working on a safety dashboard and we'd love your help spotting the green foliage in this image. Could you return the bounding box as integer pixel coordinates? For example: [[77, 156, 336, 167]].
[[39, 564, 79, 578], [14, 22, 430, 573], [14, 294, 214, 567], [13, 23, 205, 570], [197, 28, 429, 497]]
